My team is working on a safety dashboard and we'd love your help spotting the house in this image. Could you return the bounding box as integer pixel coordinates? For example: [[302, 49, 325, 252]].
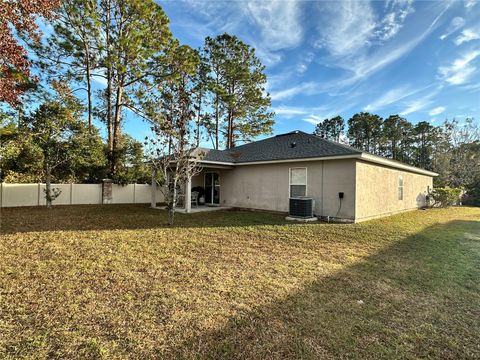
[[154, 131, 437, 222]]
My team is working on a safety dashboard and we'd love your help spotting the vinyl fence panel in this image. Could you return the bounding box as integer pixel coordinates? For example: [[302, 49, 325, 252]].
[[0, 183, 162, 207]]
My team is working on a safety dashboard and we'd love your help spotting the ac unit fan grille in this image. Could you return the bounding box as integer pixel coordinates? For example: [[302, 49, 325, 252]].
[[289, 197, 313, 218]]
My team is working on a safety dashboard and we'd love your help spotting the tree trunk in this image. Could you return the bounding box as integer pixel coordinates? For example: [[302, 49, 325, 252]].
[[104, 0, 114, 173], [168, 177, 177, 226], [85, 43, 93, 132], [111, 77, 124, 175], [214, 94, 219, 150], [227, 108, 234, 149], [167, 207, 175, 226], [196, 91, 202, 147]]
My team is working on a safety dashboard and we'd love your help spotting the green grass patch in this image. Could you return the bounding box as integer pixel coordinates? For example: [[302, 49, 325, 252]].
[[1, 205, 479, 359]]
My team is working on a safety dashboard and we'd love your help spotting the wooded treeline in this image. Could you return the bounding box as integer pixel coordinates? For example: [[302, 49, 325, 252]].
[[314, 113, 480, 203]]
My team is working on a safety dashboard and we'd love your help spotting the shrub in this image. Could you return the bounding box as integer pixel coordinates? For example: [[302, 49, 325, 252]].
[[428, 187, 462, 208], [462, 176, 480, 207]]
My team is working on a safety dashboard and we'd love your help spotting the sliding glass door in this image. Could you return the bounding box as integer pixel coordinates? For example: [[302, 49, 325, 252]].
[[205, 172, 220, 205]]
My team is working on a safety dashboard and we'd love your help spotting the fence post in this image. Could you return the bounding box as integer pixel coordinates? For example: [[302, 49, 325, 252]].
[[151, 169, 157, 208], [0, 182, 3, 208], [37, 183, 41, 206], [102, 179, 113, 204], [70, 183, 73, 205]]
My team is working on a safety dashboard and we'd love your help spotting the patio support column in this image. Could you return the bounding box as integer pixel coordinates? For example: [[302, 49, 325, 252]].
[[151, 167, 156, 208], [185, 176, 192, 213]]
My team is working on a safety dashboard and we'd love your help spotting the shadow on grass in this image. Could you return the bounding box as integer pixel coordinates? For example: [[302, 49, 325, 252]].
[[0, 204, 294, 234], [170, 220, 480, 359]]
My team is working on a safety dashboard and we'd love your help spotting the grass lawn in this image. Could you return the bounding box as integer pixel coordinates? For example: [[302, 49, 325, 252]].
[[1, 205, 479, 359]]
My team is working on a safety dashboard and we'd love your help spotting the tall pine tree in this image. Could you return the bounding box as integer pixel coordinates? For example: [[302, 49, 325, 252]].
[[202, 34, 274, 149]]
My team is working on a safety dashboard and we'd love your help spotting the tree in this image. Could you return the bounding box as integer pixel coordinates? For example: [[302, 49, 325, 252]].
[[0, 0, 59, 106], [439, 118, 480, 188], [22, 82, 105, 206], [201, 38, 224, 149], [463, 174, 480, 206], [192, 56, 209, 147], [202, 34, 274, 149], [144, 45, 203, 225], [0, 109, 44, 182], [99, 0, 172, 176], [347, 112, 383, 154], [412, 121, 441, 171], [31, 0, 102, 131], [112, 135, 151, 185], [33, 0, 173, 176], [381, 115, 413, 162], [314, 116, 345, 142]]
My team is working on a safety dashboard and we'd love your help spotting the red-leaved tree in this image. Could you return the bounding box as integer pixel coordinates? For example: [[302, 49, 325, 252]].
[[0, 0, 59, 107]]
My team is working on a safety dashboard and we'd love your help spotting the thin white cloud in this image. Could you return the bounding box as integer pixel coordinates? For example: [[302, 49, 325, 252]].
[[91, 69, 107, 87], [429, 106, 446, 116], [363, 84, 432, 111], [440, 17, 465, 40], [359, 5, 448, 76], [246, 1, 303, 51], [378, 0, 415, 41], [399, 88, 441, 116], [315, 2, 449, 92], [273, 106, 309, 117], [273, 8, 446, 101], [438, 49, 480, 85], [254, 45, 283, 66], [297, 63, 308, 74], [296, 51, 314, 74], [400, 98, 434, 116], [302, 114, 323, 125], [270, 82, 318, 101], [465, 0, 477, 9], [463, 82, 480, 92], [273, 104, 356, 124], [454, 28, 480, 45], [316, 1, 377, 57], [316, 0, 414, 58], [178, 0, 304, 67]]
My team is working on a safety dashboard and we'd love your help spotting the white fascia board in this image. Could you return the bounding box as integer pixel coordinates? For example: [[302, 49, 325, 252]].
[[198, 160, 235, 167], [359, 153, 438, 177]]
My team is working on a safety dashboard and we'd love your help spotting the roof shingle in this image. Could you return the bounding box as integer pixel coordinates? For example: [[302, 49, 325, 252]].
[[202, 131, 361, 163]]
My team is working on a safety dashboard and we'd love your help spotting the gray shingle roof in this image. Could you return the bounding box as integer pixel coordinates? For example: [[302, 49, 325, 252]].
[[201, 131, 361, 163]]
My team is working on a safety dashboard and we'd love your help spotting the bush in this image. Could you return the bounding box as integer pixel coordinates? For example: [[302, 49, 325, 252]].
[[428, 187, 462, 208], [462, 177, 480, 207]]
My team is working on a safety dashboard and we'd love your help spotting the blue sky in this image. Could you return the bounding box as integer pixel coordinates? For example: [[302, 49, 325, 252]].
[[120, 0, 480, 143]]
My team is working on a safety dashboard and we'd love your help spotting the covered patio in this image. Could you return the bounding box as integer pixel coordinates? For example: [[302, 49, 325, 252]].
[[150, 162, 234, 213]]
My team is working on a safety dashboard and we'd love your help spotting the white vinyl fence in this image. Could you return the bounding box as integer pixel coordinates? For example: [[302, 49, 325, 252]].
[[0, 183, 164, 208]]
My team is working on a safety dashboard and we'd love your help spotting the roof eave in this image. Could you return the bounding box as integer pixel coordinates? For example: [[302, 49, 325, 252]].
[[187, 152, 438, 177], [233, 153, 360, 165], [359, 153, 438, 177]]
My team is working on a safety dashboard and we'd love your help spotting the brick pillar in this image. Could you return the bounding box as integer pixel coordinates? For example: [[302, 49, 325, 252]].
[[102, 179, 113, 204]]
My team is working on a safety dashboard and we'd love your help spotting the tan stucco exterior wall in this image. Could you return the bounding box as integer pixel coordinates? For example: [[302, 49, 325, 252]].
[[355, 160, 433, 222], [209, 159, 357, 220]]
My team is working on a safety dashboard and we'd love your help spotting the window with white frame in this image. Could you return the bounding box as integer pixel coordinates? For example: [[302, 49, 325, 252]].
[[289, 168, 307, 197], [398, 175, 404, 200]]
